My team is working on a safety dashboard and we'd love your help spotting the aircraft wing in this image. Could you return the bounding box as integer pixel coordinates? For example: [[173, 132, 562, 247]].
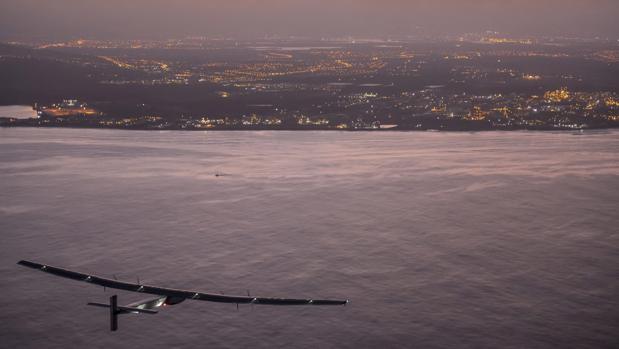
[[17, 260, 348, 306]]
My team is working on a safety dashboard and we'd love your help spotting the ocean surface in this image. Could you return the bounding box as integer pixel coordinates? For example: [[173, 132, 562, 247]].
[[1, 128, 617, 348], [0, 105, 37, 119]]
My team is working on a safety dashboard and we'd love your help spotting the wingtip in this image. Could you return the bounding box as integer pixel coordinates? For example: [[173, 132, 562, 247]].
[[17, 260, 39, 268]]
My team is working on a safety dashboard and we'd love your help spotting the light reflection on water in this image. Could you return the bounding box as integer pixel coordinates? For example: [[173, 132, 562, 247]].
[[0, 105, 37, 119], [1, 128, 618, 348]]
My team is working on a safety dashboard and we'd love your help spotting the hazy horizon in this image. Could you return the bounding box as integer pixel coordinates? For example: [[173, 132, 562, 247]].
[[1, 0, 619, 41]]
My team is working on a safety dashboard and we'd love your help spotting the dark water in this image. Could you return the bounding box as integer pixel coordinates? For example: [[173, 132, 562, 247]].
[[1, 128, 617, 348]]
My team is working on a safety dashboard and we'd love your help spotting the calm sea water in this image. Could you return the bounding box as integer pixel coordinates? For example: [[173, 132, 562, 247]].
[[0, 105, 37, 119], [1, 128, 617, 348]]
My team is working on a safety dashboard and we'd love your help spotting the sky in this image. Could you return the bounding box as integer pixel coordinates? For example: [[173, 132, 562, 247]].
[[1, 0, 618, 41]]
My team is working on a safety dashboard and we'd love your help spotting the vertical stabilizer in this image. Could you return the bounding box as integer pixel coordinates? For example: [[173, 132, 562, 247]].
[[110, 295, 118, 331]]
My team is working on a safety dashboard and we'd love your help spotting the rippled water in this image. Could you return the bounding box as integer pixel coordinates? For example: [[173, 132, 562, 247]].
[[1, 128, 618, 348], [0, 105, 37, 119]]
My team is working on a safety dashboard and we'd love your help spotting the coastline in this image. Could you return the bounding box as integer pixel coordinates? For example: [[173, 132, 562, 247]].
[[2, 124, 617, 132]]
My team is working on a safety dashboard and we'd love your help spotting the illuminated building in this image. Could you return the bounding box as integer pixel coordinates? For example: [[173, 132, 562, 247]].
[[523, 74, 541, 81], [467, 106, 489, 121]]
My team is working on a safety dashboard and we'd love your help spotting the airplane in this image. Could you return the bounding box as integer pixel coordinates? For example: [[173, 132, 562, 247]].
[[17, 260, 348, 331]]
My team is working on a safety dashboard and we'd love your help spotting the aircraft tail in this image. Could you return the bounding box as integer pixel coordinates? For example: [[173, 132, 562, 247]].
[[86, 295, 158, 331]]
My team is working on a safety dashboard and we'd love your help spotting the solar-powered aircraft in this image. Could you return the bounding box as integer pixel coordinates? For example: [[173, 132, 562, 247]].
[[17, 260, 348, 331]]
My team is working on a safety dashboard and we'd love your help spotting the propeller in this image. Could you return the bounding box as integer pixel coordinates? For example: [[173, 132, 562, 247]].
[[248, 290, 254, 311], [105, 273, 119, 292]]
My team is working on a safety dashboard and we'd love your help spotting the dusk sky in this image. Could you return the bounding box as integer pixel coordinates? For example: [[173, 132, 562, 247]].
[[1, 0, 619, 40]]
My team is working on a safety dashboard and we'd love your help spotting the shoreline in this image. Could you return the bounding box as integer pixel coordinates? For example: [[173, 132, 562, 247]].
[[2, 124, 617, 133]]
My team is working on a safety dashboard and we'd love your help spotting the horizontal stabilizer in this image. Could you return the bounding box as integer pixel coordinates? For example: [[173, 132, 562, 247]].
[[118, 306, 158, 314], [87, 302, 158, 314]]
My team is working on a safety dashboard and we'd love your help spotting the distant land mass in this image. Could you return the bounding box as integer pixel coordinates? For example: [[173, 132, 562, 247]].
[[1, 37, 618, 131]]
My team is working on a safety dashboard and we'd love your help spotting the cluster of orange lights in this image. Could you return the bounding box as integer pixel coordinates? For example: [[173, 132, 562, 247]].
[[544, 88, 570, 102], [605, 98, 619, 107], [467, 106, 489, 121]]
